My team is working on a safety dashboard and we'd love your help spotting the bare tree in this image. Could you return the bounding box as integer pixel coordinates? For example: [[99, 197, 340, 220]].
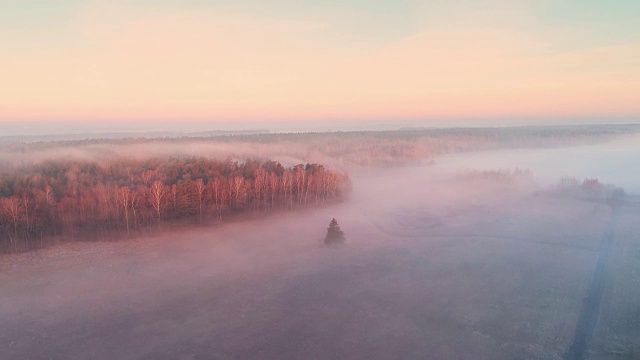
[[282, 170, 294, 210], [171, 184, 178, 216], [117, 187, 132, 235], [231, 175, 244, 209], [43, 184, 54, 207], [141, 170, 156, 186], [304, 173, 314, 206], [211, 178, 226, 220], [130, 190, 141, 231], [21, 194, 32, 242], [294, 166, 305, 204], [94, 183, 109, 233], [268, 172, 279, 209], [1, 197, 22, 252], [194, 178, 206, 221], [254, 168, 267, 211], [149, 180, 167, 226]]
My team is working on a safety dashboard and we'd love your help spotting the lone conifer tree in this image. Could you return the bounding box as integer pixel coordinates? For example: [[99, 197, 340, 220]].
[[324, 218, 345, 245]]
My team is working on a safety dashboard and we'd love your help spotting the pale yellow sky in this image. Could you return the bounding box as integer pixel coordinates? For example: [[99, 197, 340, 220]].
[[1, 0, 639, 124]]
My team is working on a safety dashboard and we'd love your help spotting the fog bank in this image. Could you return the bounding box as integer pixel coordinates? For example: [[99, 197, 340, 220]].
[[3, 150, 635, 358]]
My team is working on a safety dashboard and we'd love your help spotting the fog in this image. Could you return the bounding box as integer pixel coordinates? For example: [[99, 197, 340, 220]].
[[433, 133, 640, 194], [1, 134, 639, 359], [2, 125, 637, 172], [0, 139, 349, 172], [5, 119, 608, 137], [1, 119, 413, 136]]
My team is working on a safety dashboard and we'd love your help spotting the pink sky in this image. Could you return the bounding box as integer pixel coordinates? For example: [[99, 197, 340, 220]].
[[1, 1, 639, 124]]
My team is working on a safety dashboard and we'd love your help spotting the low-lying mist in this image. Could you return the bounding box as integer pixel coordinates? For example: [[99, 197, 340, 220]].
[[1, 130, 639, 359], [1, 125, 638, 170], [432, 133, 640, 194]]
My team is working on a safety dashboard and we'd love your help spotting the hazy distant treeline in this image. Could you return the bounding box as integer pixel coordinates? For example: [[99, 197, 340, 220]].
[[552, 177, 626, 202], [0, 157, 350, 253], [1, 125, 637, 168]]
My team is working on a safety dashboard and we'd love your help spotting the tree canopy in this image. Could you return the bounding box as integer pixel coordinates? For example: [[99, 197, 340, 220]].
[[0, 157, 350, 253]]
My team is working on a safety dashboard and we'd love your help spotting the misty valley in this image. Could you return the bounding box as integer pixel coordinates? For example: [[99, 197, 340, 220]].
[[1, 126, 640, 359]]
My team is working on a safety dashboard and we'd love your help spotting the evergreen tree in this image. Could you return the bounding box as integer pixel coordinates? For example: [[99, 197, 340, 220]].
[[324, 218, 345, 245]]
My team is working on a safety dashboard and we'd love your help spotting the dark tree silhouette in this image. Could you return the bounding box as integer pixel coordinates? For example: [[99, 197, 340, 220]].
[[324, 218, 345, 246]]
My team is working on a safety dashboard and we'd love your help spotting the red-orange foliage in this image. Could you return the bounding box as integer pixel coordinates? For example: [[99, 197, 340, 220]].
[[0, 157, 350, 253]]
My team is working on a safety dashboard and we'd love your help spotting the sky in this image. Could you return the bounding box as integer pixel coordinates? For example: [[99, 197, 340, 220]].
[[0, 0, 639, 127]]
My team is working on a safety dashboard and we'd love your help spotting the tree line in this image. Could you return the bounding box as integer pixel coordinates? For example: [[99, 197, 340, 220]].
[[0, 157, 350, 253], [2, 124, 638, 169]]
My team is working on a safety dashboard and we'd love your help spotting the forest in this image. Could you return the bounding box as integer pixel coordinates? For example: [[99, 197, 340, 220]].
[[0, 157, 349, 253], [1, 124, 639, 169]]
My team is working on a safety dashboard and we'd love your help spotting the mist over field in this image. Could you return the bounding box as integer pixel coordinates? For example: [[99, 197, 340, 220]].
[[1, 128, 639, 359], [3, 0, 640, 357], [434, 133, 640, 195], [1, 124, 638, 169]]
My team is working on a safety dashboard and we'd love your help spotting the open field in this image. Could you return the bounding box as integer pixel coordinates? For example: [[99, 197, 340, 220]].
[[3, 0, 640, 357], [588, 203, 640, 360], [1, 161, 630, 359]]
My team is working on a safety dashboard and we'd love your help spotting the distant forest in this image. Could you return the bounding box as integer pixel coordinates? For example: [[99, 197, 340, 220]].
[[0, 124, 636, 253], [1, 124, 638, 168], [0, 157, 350, 253]]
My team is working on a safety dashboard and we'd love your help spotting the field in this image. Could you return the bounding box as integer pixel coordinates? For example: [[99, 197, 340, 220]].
[[3, 0, 639, 357], [588, 203, 640, 360], [1, 161, 632, 359]]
